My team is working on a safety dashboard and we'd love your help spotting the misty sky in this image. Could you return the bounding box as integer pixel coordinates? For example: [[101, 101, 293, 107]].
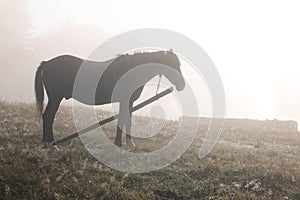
[[1, 0, 299, 127]]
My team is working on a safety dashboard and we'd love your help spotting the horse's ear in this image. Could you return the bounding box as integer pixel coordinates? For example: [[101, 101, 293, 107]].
[[169, 48, 173, 52]]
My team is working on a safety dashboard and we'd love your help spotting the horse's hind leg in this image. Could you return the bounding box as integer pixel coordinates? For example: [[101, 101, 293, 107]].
[[42, 97, 62, 143]]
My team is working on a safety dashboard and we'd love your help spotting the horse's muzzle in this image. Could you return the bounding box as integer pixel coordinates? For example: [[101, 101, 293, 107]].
[[176, 81, 185, 91]]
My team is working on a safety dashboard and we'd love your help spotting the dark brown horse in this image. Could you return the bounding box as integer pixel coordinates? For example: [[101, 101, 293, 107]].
[[34, 50, 185, 148]]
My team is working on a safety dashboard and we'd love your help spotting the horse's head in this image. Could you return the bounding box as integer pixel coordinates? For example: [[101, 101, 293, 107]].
[[162, 49, 185, 91]]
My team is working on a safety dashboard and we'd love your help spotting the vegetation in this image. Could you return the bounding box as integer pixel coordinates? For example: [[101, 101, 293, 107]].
[[0, 101, 299, 199]]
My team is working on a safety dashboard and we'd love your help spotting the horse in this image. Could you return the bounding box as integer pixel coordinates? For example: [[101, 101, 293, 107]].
[[34, 49, 185, 148]]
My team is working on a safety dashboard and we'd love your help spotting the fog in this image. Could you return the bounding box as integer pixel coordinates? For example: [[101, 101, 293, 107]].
[[0, 0, 108, 102], [1, 0, 299, 129]]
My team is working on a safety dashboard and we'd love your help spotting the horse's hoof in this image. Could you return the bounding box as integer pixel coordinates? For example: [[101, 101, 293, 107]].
[[115, 142, 122, 148], [52, 145, 59, 151], [126, 142, 136, 151], [42, 141, 51, 148], [42, 141, 54, 149]]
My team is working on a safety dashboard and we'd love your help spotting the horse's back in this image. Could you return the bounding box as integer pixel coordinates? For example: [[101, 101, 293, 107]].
[[44, 55, 83, 71], [40, 54, 145, 105], [42, 55, 83, 99], [41, 55, 119, 102]]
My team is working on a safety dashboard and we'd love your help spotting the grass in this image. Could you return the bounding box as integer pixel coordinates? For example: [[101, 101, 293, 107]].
[[0, 101, 299, 199]]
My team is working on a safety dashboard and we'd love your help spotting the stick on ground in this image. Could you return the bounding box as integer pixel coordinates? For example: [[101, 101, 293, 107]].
[[50, 87, 173, 146]]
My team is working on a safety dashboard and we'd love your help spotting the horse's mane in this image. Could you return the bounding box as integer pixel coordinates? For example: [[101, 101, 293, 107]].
[[117, 50, 165, 58]]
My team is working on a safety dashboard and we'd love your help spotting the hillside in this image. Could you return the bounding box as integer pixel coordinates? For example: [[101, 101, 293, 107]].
[[0, 101, 300, 199], [183, 117, 298, 133]]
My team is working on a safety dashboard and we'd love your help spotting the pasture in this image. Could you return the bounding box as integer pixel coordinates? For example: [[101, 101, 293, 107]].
[[0, 101, 299, 199]]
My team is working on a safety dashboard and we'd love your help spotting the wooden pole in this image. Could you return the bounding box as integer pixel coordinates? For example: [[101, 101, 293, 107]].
[[50, 87, 173, 146]]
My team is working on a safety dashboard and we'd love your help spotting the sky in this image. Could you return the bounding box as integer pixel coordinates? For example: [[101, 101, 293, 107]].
[[1, 0, 300, 128]]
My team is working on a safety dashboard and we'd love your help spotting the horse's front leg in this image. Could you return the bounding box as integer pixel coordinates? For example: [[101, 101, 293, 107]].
[[125, 101, 135, 150], [115, 116, 124, 147], [115, 101, 135, 150], [115, 101, 126, 147]]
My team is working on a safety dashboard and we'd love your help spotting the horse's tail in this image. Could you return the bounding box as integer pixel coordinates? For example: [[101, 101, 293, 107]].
[[35, 61, 45, 119]]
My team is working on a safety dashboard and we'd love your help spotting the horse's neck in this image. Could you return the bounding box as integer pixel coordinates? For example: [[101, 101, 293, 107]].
[[135, 53, 163, 65]]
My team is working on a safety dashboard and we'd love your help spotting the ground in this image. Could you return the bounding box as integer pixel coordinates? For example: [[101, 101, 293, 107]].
[[0, 101, 299, 199]]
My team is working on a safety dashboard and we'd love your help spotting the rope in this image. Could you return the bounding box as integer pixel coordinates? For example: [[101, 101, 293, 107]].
[[156, 74, 162, 96], [155, 50, 168, 96]]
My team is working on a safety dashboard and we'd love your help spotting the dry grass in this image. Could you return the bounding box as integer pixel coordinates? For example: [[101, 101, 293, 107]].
[[0, 101, 299, 199]]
